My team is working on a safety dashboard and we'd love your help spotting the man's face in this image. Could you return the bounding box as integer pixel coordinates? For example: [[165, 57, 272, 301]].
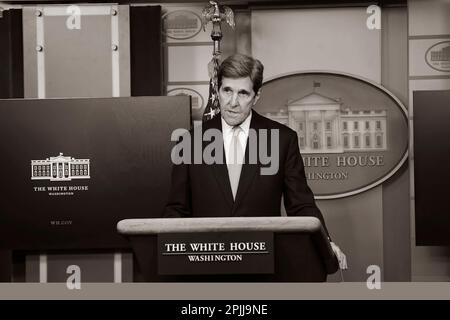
[[219, 77, 261, 126]]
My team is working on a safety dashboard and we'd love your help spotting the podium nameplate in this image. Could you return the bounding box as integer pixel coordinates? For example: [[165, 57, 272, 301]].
[[157, 232, 274, 275]]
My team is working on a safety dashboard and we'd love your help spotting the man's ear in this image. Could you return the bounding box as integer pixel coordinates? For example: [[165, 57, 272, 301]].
[[253, 89, 262, 106]]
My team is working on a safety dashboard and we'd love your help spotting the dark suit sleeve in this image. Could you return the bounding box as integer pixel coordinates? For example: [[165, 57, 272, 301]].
[[163, 138, 192, 218], [283, 132, 330, 237]]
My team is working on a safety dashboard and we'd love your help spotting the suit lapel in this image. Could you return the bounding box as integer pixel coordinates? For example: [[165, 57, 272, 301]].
[[211, 164, 234, 209]]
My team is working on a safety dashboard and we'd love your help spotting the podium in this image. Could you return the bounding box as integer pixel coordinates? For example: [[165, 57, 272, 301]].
[[117, 217, 339, 282]]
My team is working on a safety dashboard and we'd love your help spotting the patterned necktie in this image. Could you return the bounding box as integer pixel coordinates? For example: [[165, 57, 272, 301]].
[[228, 126, 244, 200]]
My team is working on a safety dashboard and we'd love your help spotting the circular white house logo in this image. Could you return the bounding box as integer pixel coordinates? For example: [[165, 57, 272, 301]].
[[425, 41, 450, 72], [168, 88, 204, 110], [162, 10, 203, 40], [256, 72, 408, 199]]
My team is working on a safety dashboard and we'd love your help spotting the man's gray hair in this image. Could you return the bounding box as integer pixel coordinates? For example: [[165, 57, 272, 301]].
[[218, 54, 264, 94]]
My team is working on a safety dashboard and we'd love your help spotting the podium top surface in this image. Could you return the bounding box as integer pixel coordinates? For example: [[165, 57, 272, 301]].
[[117, 217, 322, 235]]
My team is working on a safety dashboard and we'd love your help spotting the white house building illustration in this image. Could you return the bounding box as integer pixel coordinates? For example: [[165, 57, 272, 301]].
[[31, 153, 90, 181], [430, 45, 450, 61], [264, 89, 387, 154]]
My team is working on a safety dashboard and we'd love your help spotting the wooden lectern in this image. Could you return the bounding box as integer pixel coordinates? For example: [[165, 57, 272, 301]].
[[117, 217, 339, 282]]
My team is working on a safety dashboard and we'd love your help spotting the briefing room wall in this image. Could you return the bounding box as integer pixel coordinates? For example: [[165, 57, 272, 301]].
[[408, 0, 450, 282], [251, 6, 410, 281]]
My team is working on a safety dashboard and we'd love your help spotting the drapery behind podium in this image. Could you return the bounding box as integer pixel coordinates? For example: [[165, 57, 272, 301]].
[[117, 217, 339, 282]]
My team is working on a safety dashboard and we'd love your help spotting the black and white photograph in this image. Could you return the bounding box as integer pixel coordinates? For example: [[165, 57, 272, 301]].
[[0, 0, 450, 307]]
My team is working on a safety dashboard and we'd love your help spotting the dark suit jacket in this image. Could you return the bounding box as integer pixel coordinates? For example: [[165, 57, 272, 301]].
[[164, 111, 329, 235]]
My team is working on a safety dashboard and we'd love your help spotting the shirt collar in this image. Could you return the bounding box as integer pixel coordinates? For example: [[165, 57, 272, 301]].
[[221, 110, 252, 136]]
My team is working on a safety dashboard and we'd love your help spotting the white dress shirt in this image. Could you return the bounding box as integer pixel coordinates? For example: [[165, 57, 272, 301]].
[[221, 111, 252, 165]]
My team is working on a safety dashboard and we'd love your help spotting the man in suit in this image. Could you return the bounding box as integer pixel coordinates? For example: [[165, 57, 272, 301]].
[[164, 54, 347, 269]]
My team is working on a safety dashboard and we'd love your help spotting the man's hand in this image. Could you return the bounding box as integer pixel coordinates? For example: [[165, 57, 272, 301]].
[[330, 242, 348, 270]]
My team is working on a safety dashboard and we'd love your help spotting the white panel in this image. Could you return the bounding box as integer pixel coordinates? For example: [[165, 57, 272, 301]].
[[111, 4, 120, 97], [114, 253, 122, 283], [408, 0, 450, 36], [409, 39, 450, 76], [118, 5, 131, 97], [43, 5, 111, 16], [252, 8, 381, 83], [36, 8, 46, 98], [22, 5, 132, 99], [39, 254, 47, 283], [42, 7, 113, 98], [23, 8, 39, 98], [168, 45, 213, 82]]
